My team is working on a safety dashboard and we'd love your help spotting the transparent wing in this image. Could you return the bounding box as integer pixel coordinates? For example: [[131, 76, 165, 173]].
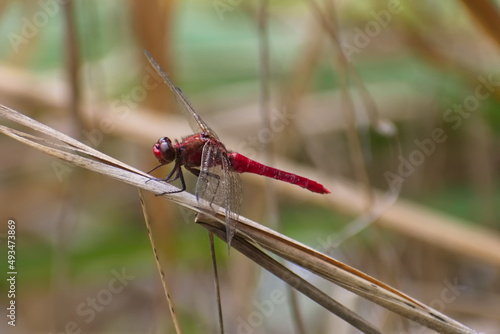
[[196, 143, 218, 203], [221, 152, 243, 244], [196, 141, 242, 245], [144, 50, 219, 140]]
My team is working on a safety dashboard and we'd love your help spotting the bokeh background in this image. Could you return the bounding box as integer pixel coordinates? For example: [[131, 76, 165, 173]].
[[0, 0, 500, 333]]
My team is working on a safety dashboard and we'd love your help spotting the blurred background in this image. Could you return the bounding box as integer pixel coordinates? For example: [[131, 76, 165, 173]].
[[0, 0, 500, 333]]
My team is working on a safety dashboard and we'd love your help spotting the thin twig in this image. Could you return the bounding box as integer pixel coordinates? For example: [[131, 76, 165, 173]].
[[257, 0, 279, 227], [287, 286, 306, 334], [62, 0, 84, 130], [138, 191, 182, 334], [208, 232, 225, 334]]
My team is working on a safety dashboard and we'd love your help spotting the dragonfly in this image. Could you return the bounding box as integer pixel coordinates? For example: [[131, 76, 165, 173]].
[[145, 51, 330, 246]]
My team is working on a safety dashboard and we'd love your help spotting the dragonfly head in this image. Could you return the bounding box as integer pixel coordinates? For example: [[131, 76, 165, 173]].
[[153, 137, 176, 164]]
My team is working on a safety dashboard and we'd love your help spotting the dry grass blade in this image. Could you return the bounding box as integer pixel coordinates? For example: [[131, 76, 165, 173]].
[[0, 104, 477, 333], [198, 217, 382, 334], [197, 213, 477, 334], [0, 104, 197, 208], [0, 104, 138, 172]]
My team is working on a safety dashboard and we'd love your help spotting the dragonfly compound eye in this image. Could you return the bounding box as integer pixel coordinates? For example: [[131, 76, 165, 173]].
[[153, 137, 176, 164]]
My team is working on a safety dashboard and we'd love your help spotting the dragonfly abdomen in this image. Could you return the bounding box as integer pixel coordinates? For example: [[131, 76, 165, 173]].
[[229, 152, 330, 194]]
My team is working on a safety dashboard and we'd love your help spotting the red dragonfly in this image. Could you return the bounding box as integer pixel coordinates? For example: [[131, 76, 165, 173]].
[[145, 51, 330, 245]]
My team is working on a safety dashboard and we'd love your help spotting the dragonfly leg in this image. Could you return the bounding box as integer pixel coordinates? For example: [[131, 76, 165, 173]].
[[147, 160, 180, 183], [149, 161, 187, 196], [176, 167, 187, 192], [147, 163, 165, 174], [156, 167, 186, 196], [163, 165, 180, 182]]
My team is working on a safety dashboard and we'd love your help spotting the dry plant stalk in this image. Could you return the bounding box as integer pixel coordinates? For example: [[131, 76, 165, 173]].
[[0, 104, 477, 334]]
